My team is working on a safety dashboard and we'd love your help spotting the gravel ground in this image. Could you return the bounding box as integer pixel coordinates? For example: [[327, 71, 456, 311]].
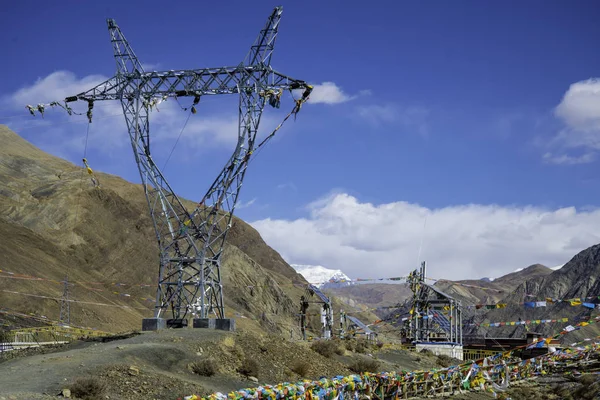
[[4, 330, 586, 400], [0, 330, 411, 399]]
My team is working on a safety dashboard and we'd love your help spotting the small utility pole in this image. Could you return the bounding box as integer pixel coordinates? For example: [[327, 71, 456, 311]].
[[59, 275, 70, 325]]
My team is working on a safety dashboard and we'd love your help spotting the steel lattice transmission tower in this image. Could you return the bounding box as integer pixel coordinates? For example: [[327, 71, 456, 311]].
[[59, 276, 70, 325], [32, 7, 312, 326]]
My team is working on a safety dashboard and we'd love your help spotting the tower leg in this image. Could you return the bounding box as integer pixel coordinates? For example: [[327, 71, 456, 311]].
[[193, 318, 235, 331], [142, 318, 166, 331]]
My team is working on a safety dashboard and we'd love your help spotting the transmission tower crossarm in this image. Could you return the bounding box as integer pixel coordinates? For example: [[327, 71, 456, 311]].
[[133, 66, 311, 98], [64, 77, 124, 103], [60, 67, 310, 108], [269, 69, 309, 86]]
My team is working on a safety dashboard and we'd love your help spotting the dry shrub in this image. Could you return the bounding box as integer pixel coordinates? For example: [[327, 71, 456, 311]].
[[348, 356, 380, 373], [291, 360, 310, 377], [190, 358, 217, 377], [436, 354, 454, 367], [311, 340, 342, 358], [238, 357, 259, 377], [573, 375, 600, 400], [345, 339, 355, 352], [355, 340, 368, 354], [376, 341, 384, 349], [232, 345, 245, 359], [579, 374, 599, 386], [507, 386, 540, 400], [69, 377, 107, 400], [553, 384, 574, 400], [222, 336, 235, 348], [332, 339, 345, 355]]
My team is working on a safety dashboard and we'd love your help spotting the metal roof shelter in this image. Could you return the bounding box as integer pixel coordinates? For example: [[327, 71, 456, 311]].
[[347, 315, 373, 335], [405, 262, 463, 345], [346, 315, 377, 341], [300, 284, 333, 340], [308, 284, 331, 304]]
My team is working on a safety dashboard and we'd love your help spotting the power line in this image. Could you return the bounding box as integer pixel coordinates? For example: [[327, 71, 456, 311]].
[[0, 289, 151, 310], [161, 110, 192, 172], [3, 113, 122, 132]]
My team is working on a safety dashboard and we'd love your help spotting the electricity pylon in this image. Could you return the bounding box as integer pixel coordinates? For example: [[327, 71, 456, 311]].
[[59, 276, 70, 325], [31, 7, 312, 323]]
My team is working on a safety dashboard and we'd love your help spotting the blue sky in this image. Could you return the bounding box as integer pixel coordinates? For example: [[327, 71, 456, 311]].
[[3, 1, 600, 280]]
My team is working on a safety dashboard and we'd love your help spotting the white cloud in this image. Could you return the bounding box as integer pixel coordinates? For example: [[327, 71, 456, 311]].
[[3, 71, 265, 157], [550, 78, 600, 152], [357, 104, 430, 135], [152, 110, 240, 148], [277, 182, 298, 192], [306, 82, 358, 104], [251, 193, 599, 281], [7, 73, 352, 161], [140, 62, 161, 71], [357, 104, 397, 123], [236, 197, 257, 209], [3, 71, 128, 154], [543, 152, 595, 165], [555, 78, 600, 132], [11, 71, 109, 106]]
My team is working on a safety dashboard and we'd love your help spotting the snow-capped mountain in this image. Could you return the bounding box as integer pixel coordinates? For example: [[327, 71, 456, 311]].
[[292, 264, 353, 288]]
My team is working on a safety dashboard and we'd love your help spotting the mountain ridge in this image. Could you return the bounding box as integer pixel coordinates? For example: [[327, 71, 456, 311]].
[[461, 246, 600, 342]]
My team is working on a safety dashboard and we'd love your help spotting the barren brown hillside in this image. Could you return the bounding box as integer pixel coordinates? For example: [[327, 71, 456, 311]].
[[434, 264, 553, 305], [0, 124, 333, 334], [470, 246, 600, 342], [324, 283, 412, 316]]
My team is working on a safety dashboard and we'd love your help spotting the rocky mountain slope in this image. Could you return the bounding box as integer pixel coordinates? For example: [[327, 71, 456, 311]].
[[380, 260, 597, 344], [471, 244, 600, 342], [324, 283, 411, 315], [0, 125, 352, 335], [330, 265, 552, 323], [434, 264, 553, 305]]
